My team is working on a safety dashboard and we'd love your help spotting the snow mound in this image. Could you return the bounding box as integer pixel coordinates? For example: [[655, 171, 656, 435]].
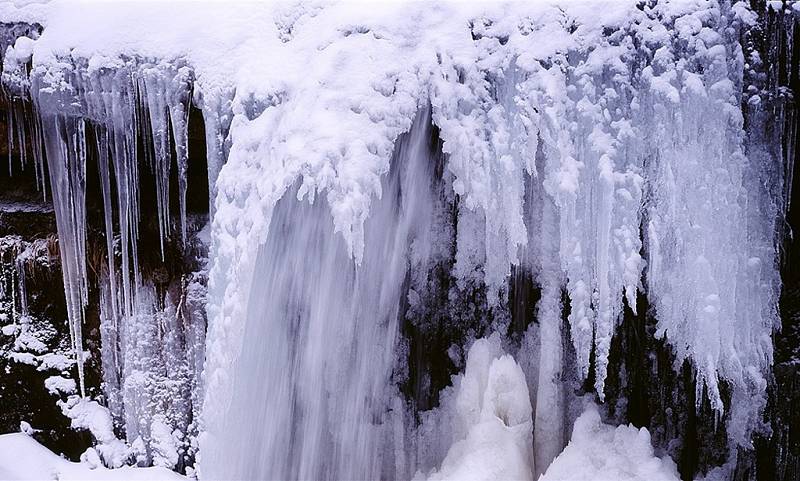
[[58, 397, 129, 468], [420, 337, 534, 481], [540, 405, 679, 481], [0, 433, 185, 481]]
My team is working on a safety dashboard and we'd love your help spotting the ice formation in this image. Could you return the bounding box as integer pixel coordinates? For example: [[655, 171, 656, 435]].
[[99, 272, 206, 469], [415, 337, 535, 481], [540, 404, 680, 481], [0, 0, 792, 479]]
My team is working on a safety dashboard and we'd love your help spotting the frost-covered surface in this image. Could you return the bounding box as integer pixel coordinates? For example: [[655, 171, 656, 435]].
[[0, 0, 788, 478], [44, 375, 75, 395], [540, 404, 680, 481], [0, 432, 185, 480]]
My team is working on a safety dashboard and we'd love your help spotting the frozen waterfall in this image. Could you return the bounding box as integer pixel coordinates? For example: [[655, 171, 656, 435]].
[[0, 0, 796, 480]]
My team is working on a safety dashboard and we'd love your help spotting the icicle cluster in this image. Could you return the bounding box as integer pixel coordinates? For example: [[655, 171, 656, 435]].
[[0, 237, 31, 325], [3, 54, 194, 396], [428, 1, 780, 414], [0, 235, 78, 379]]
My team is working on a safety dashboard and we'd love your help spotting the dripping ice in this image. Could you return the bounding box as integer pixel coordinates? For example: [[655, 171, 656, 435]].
[[2, 24, 206, 463]]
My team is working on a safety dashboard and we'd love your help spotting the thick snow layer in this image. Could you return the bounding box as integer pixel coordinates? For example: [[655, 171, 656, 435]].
[[44, 375, 76, 395], [540, 405, 680, 481], [0, 433, 185, 481]]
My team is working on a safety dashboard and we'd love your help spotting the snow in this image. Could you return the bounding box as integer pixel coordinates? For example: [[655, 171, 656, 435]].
[[44, 375, 76, 395], [36, 353, 74, 371], [0, 433, 185, 481], [415, 339, 678, 481], [58, 397, 130, 468], [540, 404, 680, 481]]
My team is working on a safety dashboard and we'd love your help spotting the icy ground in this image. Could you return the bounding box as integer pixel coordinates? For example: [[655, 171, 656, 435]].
[[0, 433, 184, 480]]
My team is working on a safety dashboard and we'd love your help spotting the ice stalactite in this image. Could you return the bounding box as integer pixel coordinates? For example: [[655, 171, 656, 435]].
[[140, 72, 173, 258], [640, 5, 780, 434], [139, 67, 193, 250], [202, 110, 437, 480], [0, 237, 36, 325], [38, 114, 88, 397], [194, 87, 230, 218], [2, 36, 207, 465], [2, 28, 47, 196]]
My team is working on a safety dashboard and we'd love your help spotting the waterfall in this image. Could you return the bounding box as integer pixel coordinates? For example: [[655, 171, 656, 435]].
[[202, 110, 437, 479]]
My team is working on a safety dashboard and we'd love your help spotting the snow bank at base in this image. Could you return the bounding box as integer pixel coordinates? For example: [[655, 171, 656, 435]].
[[540, 405, 679, 481], [0, 433, 185, 481], [418, 339, 677, 481], [418, 337, 534, 481]]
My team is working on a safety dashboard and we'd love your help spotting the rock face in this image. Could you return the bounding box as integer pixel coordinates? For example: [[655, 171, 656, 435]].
[[741, 5, 799, 480]]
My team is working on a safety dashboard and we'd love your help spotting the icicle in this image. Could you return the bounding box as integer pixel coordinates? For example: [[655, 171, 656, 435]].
[[167, 67, 192, 246], [533, 197, 564, 477], [140, 71, 172, 259], [15, 102, 26, 171], [15, 253, 28, 319], [30, 113, 47, 198], [7, 106, 13, 176], [38, 113, 89, 397], [96, 127, 119, 343], [198, 89, 232, 217], [10, 253, 17, 324]]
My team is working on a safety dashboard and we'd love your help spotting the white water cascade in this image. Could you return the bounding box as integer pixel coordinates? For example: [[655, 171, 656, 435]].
[[202, 111, 438, 480]]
